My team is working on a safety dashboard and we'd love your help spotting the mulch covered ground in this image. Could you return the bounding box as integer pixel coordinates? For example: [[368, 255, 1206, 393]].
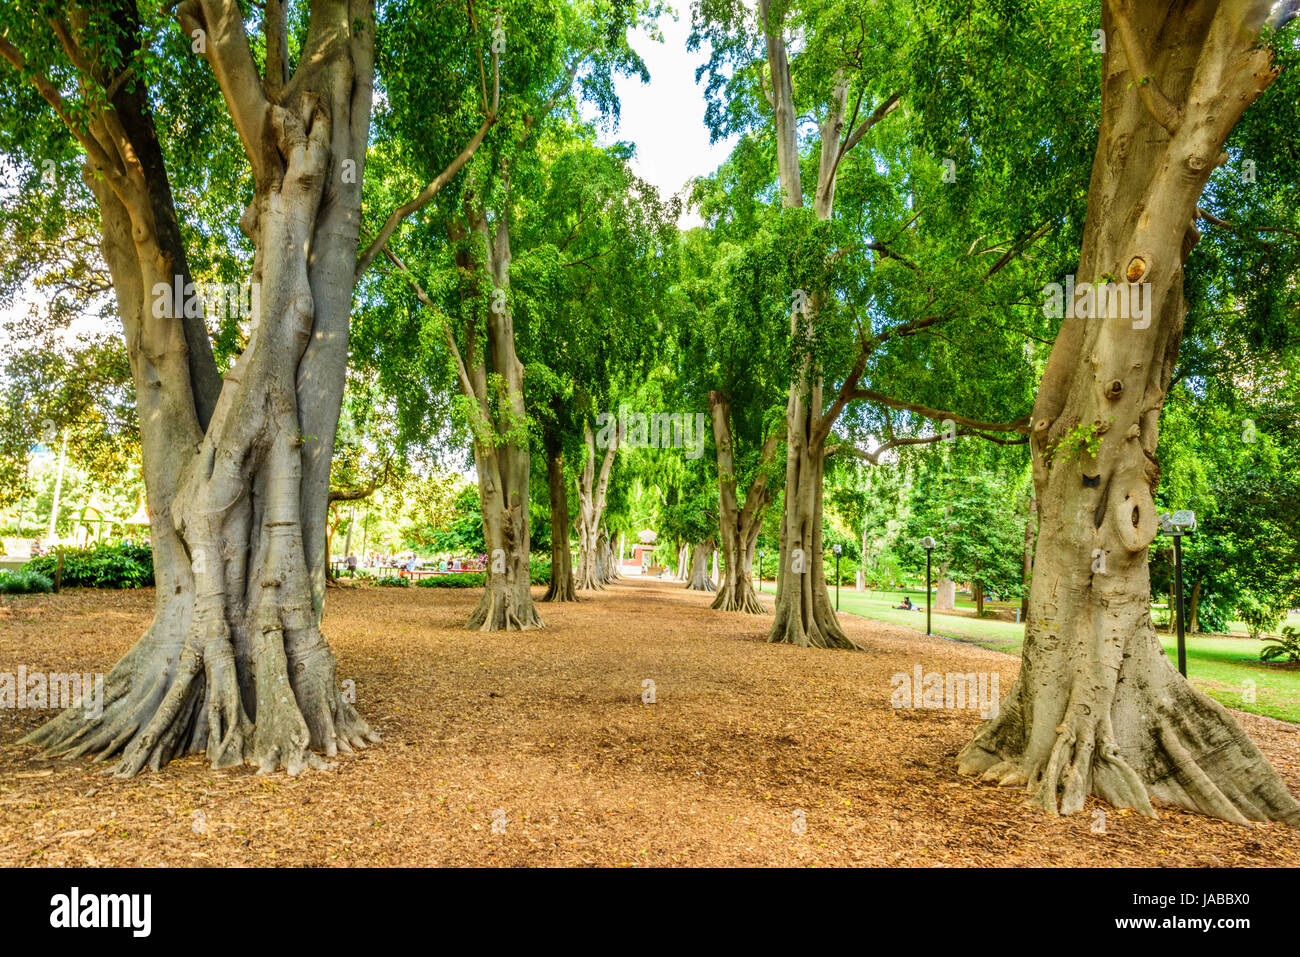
[[1, 578, 1296, 866]]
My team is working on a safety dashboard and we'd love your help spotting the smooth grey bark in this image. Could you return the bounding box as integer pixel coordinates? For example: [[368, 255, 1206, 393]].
[[542, 437, 577, 602], [1020, 493, 1036, 620], [709, 390, 775, 613], [457, 201, 542, 631], [934, 574, 956, 612], [575, 421, 618, 591], [21, 0, 379, 774], [685, 539, 716, 592], [960, 0, 1299, 826], [756, 3, 894, 649]]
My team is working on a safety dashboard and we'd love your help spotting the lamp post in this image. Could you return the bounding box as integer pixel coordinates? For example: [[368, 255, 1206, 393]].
[[1157, 511, 1196, 677], [757, 550, 764, 594], [832, 544, 842, 610], [920, 537, 936, 636]]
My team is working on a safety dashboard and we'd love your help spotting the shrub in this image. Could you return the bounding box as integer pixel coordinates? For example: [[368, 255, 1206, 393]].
[[414, 560, 552, 588], [416, 572, 483, 588], [23, 542, 154, 588], [372, 575, 410, 588], [0, 569, 55, 594], [1261, 626, 1300, 664], [1238, 597, 1287, 640]]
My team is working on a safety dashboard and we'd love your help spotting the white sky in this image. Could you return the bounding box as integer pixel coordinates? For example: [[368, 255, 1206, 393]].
[[586, 12, 736, 227]]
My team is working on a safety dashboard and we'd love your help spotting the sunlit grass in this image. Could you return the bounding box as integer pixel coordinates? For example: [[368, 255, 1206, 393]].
[[756, 581, 1300, 722]]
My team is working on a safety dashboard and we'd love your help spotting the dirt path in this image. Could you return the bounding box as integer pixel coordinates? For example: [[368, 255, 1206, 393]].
[[1, 578, 1296, 866]]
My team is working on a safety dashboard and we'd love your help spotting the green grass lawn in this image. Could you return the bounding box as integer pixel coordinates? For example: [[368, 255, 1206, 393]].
[[756, 581, 1300, 723]]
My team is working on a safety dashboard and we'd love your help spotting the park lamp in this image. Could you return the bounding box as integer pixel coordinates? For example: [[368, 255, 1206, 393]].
[[1158, 510, 1197, 535], [1157, 510, 1196, 678], [920, 537, 936, 636], [831, 544, 843, 610]]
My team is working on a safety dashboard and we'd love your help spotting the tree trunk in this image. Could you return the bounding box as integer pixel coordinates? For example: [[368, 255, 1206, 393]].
[[974, 580, 985, 617], [1020, 493, 1036, 620], [768, 419, 853, 647], [24, 0, 378, 774], [575, 421, 618, 591], [459, 205, 541, 631], [1188, 578, 1202, 635], [856, 519, 868, 591], [934, 572, 956, 613], [709, 390, 774, 613], [960, 0, 1298, 825], [596, 524, 619, 584], [541, 438, 576, 602], [685, 539, 716, 591]]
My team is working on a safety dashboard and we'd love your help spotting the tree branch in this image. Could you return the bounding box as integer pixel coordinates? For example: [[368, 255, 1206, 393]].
[[177, 0, 272, 186], [1107, 0, 1183, 136], [848, 388, 1032, 434]]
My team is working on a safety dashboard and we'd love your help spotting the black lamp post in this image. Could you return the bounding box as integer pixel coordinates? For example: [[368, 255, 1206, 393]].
[[756, 550, 764, 594], [832, 544, 842, 610], [920, 536, 936, 636], [1157, 510, 1196, 677]]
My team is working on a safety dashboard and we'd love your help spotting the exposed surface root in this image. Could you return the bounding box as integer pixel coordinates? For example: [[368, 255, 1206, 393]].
[[467, 583, 544, 631], [959, 663, 1300, 826], [711, 581, 768, 614]]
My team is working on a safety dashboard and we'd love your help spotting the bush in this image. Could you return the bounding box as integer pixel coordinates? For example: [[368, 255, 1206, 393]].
[[414, 560, 552, 589], [1261, 626, 1300, 664], [24, 542, 154, 588], [1238, 597, 1288, 640], [372, 575, 410, 588], [0, 569, 55, 594], [416, 572, 483, 588]]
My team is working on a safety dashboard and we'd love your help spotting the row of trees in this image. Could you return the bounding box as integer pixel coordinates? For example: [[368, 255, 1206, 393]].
[[1, 0, 1297, 826]]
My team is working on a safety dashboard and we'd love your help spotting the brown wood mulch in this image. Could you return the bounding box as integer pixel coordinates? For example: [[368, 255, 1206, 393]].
[[1, 578, 1296, 867]]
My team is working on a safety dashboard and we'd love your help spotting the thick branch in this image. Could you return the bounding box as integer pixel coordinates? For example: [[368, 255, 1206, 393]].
[[849, 388, 1031, 434], [178, 0, 271, 187], [1107, 0, 1183, 136]]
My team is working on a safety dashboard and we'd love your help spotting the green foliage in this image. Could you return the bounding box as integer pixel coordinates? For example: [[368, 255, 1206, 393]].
[[404, 485, 486, 553], [1238, 596, 1289, 641], [414, 560, 551, 588], [23, 542, 153, 588], [369, 575, 412, 588], [1045, 421, 1104, 470], [0, 568, 54, 594], [897, 460, 1028, 602], [1261, 627, 1300, 664]]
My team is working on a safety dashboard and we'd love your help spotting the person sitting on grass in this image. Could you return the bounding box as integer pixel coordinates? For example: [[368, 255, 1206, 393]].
[[893, 595, 913, 610]]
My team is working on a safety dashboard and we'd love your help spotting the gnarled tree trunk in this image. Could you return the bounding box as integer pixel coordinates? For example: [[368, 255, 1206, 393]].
[[575, 420, 617, 591], [684, 539, 716, 592], [23, 0, 378, 775], [709, 390, 775, 613], [933, 572, 956, 612], [542, 435, 577, 602], [960, 0, 1299, 825], [1020, 493, 1036, 620], [768, 410, 852, 647], [598, 524, 620, 584], [457, 202, 541, 631]]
